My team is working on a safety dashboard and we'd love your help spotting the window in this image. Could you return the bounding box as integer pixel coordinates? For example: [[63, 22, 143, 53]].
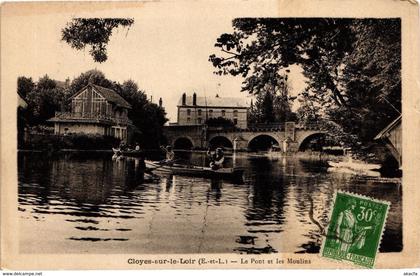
[[198, 117, 202, 124], [198, 109, 202, 116], [209, 110, 213, 117], [233, 118, 238, 125], [187, 109, 191, 116], [233, 110, 238, 117], [187, 117, 191, 122], [221, 110, 226, 117]]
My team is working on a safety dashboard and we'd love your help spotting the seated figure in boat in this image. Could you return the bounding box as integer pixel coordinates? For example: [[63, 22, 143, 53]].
[[160, 145, 175, 165], [135, 142, 141, 151], [119, 141, 127, 151], [207, 147, 225, 170]]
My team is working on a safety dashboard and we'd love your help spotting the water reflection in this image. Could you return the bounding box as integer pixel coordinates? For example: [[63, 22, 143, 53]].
[[18, 151, 402, 254]]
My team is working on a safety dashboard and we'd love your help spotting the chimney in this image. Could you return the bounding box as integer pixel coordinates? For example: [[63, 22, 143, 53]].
[[182, 93, 186, 105], [193, 92, 197, 106], [159, 97, 163, 107]]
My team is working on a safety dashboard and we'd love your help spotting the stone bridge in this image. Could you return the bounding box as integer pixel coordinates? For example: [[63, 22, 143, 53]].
[[163, 122, 326, 152]]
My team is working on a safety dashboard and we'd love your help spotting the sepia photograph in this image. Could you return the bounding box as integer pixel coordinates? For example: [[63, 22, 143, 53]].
[[2, 0, 420, 271]]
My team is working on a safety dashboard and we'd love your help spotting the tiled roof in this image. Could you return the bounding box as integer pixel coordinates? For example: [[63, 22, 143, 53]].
[[91, 84, 132, 109], [374, 115, 402, 140], [70, 83, 132, 109], [178, 94, 248, 108]]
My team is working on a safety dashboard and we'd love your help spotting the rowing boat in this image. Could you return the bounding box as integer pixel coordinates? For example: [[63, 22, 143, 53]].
[[145, 160, 244, 181], [327, 160, 381, 171]]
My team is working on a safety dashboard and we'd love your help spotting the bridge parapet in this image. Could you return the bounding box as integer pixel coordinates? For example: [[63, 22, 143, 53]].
[[248, 123, 284, 130], [296, 123, 324, 131]]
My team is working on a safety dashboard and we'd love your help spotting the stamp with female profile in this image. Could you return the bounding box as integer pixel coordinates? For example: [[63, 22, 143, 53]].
[[321, 190, 390, 268]]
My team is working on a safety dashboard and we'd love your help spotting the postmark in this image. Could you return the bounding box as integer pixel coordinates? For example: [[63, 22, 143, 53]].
[[320, 190, 390, 268]]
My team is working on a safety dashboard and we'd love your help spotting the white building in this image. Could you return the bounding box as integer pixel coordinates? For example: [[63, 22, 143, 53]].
[[176, 93, 249, 129]]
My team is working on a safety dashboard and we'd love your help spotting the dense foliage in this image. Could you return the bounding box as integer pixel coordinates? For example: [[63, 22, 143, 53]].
[[248, 74, 296, 124], [24, 75, 67, 125], [18, 70, 168, 149], [23, 133, 120, 151], [62, 18, 134, 63], [209, 18, 401, 148], [205, 117, 235, 128]]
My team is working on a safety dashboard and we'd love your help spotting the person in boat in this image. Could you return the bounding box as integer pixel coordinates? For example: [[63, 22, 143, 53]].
[[207, 147, 225, 170], [119, 141, 127, 152], [160, 145, 175, 165], [135, 142, 141, 151]]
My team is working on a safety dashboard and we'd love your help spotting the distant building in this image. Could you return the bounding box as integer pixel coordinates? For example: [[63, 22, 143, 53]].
[[374, 115, 402, 168], [48, 83, 132, 142], [176, 93, 249, 129]]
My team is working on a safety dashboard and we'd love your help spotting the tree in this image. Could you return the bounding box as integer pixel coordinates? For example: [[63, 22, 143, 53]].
[[248, 73, 295, 124], [209, 19, 355, 105], [26, 75, 65, 125], [115, 79, 168, 148], [210, 18, 401, 147], [260, 90, 274, 123], [62, 18, 134, 63], [67, 69, 114, 97], [296, 89, 322, 125], [17, 76, 35, 98], [335, 20, 401, 142]]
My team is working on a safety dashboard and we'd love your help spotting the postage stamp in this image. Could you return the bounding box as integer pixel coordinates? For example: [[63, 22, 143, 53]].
[[320, 190, 391, 268]]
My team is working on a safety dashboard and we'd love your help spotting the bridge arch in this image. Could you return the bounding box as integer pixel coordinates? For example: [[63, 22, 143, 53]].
[[248, 134, 280, 151], [209, 136, 233, 149], [298, 132, 326, 151], [173, 136, 194, 150]]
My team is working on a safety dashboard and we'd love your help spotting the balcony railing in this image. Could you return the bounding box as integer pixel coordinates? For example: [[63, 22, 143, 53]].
[[53, 112, 131, 125]]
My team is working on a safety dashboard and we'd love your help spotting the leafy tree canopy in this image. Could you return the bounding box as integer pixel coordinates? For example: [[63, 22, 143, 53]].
[[210, 18, 401, 146], [24, 75, 65, 125], [17, 76, 35, 98], [62, 18, 134, 63], [67, 69, 114, 97]]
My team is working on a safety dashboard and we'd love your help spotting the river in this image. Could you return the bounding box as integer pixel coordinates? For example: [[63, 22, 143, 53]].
[[18, 151, 402, 254]]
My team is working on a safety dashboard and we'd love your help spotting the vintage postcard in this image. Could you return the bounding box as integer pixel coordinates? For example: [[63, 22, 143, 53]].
[[1, 0, 419, 271]]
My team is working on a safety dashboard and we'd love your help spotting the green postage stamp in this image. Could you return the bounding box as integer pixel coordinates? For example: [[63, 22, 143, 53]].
[[321, 190, 390, 268]]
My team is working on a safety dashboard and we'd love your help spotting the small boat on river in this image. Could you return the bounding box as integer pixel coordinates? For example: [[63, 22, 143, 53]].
[[145, 160, 245, 182], [327, 159, 381, 172], [327, 167, 381, 177]]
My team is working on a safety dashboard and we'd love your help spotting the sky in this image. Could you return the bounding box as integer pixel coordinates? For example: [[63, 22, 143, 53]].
[[5, 1, 307, 122]]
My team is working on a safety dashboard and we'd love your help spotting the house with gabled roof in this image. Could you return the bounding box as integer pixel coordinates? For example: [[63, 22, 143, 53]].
[[48, 83, 132, 142]]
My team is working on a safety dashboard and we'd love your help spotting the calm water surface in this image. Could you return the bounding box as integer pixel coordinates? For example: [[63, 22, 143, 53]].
[[18, 151, 402, 254]]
